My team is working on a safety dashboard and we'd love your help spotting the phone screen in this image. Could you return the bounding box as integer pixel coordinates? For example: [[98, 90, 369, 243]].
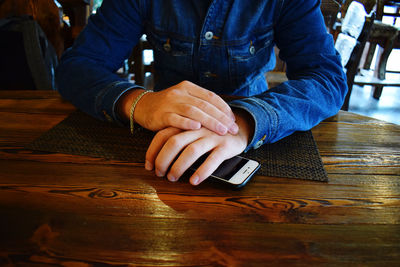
[[210, 156, 248, 180], [190, 154, 257, 182]]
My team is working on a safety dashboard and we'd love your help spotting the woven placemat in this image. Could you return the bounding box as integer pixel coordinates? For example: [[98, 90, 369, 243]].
[[27, 110, 328, 182]]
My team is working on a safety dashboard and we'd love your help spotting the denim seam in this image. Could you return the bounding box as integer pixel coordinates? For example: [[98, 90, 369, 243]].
[[97, 80, 127, 119], [229, 96, 279, 151], [249, 97, 279, 143], [95, 83, 117, 117]]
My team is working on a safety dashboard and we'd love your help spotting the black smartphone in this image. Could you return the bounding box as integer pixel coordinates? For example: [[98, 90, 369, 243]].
[[189, 154, 260, 188]]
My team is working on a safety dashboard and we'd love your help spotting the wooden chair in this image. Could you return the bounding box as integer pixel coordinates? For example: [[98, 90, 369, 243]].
[[58, 0, 92, 49], [321, 0, 343, 34], [341, 13, 376, 110], [356, 0, 400, 99], [267, 0, 346, 88], [0, 0, 62, 90], [341, 0, 377, 15], [128, 36, 154, 88], [0, 0, 64, 57]]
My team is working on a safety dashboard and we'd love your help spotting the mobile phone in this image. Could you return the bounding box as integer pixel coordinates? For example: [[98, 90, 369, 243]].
[[189, 154, 260, 188]]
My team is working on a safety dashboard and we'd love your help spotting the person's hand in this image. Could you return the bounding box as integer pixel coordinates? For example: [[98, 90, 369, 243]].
[[145, 110, 253, 185], [118, 81, 239, 135]]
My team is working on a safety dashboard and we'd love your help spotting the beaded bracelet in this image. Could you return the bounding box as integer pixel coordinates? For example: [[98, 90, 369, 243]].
[[130, 90, 153, 134]]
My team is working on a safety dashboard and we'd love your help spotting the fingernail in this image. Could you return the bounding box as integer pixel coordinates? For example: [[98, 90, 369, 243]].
[[229, 123, 239, 134], [155, 169, 164, 177], [145, 160, 153, 170], [167, 173, 177, 182], [191, 175, 199, 185], [217, 123, 228, 135], [191, 121, 201, 130]]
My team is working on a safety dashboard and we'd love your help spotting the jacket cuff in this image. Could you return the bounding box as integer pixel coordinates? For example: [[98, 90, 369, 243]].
[[98, 81, 144, 126], [229, 97, 278, 152]]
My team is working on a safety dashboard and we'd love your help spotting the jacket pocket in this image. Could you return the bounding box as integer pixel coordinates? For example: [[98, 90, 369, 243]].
[[228, 30, 274, 88], [146, 31, 194, 77]]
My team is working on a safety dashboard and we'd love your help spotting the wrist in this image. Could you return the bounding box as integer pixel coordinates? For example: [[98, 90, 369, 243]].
[[233, 108, 255, 146], [116, 89, 145, 122], [130, 90, 153, 133]]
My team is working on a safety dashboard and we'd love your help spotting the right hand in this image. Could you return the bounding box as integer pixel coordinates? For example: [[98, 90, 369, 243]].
[[121, 81, 239, 135], [144, 108, 253, 185]]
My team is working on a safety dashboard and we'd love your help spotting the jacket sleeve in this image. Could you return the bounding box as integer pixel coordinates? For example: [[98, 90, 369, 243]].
[[230, 0, 347, 151], [56, 0, 145, 124]]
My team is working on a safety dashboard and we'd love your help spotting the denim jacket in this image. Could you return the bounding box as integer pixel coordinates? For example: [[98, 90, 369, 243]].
[[56, 0, 347, 152]]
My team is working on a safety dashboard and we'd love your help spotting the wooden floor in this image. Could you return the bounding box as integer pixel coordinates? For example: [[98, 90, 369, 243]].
[[349, 47, 400, 125]]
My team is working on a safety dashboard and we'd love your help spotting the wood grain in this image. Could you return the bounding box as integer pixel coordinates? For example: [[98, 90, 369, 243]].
[[0, 91, 399, 266]]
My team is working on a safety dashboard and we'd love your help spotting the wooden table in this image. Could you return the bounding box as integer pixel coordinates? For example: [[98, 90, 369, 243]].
[[0, 90, 399, 266]]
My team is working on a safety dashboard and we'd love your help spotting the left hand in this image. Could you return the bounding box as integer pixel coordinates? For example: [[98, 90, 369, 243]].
[[145, 110, 253, 185]]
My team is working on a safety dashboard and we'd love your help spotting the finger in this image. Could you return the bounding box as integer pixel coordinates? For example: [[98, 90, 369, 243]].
[[182, 98, 239, 135], [145, 127, 182, 172], [177, 103, 228, 135], [163, 113, 201, 131], [167, 136, 216, 182], [154, 130, 202, 178], [177, 102, 238, 136], [190, 149, 228, 186], [186, 84, 235, 121]]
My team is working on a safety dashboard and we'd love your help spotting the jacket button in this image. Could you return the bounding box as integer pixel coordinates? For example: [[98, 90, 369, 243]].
[[254, 140, 264, 149], [163, 43, 171, 52], [249, 45, 256, 55], [253, 135, 267, 149], [205, 31, 214, 40]]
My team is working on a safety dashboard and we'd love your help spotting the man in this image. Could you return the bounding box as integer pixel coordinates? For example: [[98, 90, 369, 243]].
[[56, 0, 347, 186]]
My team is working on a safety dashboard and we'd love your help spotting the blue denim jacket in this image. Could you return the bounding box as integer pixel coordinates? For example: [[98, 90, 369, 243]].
[[56, 0, 347, 152]]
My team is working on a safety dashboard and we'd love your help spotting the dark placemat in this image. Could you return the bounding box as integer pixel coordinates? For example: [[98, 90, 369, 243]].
[[27, 110, 328, 182]]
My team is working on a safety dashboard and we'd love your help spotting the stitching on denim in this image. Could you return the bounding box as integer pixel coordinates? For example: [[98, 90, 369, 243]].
[[95, 81, 124, 116], [248, 97, 279, 143]]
